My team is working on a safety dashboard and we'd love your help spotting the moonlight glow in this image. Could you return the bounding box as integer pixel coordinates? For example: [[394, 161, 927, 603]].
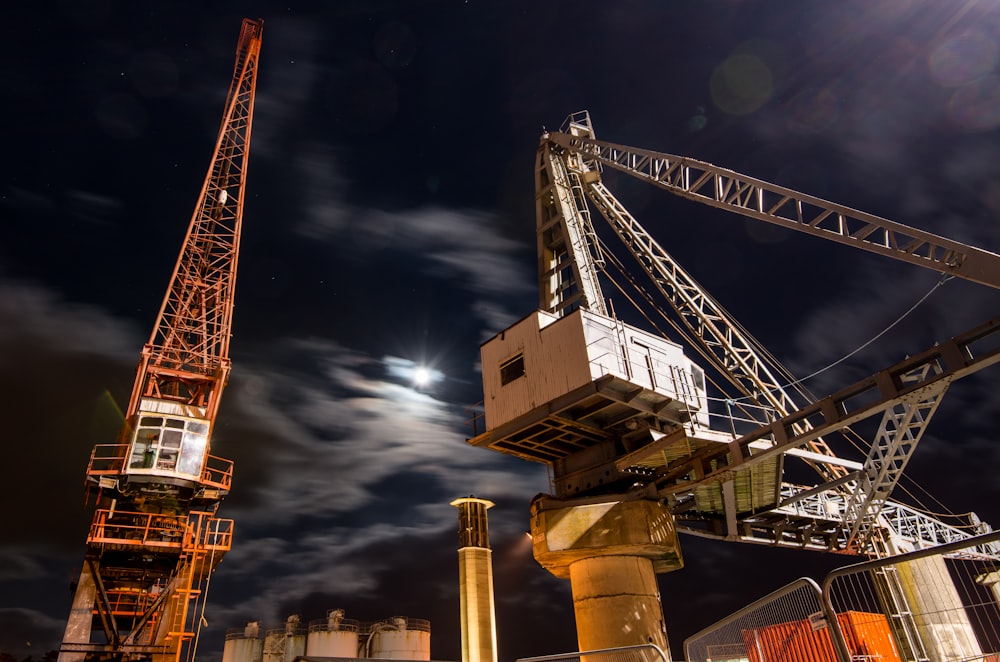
[[413, 366, 431, 387]]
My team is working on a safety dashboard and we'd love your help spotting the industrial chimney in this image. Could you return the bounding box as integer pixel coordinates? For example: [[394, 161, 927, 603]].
[[450, 497, 498, 662]]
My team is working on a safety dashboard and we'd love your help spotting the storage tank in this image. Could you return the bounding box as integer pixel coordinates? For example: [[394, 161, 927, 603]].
[[306, 609, 360, 657], [263, 615, 306, 662], [366, 617, 431, 660], [223, 621, 263, 662]]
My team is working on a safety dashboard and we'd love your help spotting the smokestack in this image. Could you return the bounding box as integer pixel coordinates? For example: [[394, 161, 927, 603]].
[[450, 496, 498, 662]]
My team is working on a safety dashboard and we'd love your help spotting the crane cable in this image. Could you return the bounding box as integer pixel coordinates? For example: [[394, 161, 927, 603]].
[[595, 237, 799, 422], [188, 518, 220, 662], [739, 273, 954, 398], [596, 234, 967, 521]]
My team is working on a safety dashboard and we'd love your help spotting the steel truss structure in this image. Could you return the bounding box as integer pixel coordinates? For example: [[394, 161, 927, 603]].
[[59, 19, 263, 662]]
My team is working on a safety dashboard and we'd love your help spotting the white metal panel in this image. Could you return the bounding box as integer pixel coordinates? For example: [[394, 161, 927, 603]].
[[481, 310, 592, 427], [138, 397, 208, 419], [482, 308, 706, 431]]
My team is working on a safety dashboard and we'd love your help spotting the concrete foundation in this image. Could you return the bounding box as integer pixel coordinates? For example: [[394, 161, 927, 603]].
[[58, 561, 97, 662], [569, 555, 667, 652], [531, 495, 680, 658]]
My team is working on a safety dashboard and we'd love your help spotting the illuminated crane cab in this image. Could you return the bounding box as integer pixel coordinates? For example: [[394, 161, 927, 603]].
[[471, 307, 711, 469], [124, 398, 209, 485]]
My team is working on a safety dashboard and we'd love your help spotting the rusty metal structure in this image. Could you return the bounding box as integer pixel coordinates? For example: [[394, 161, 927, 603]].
[[59, 18, 263, 662]]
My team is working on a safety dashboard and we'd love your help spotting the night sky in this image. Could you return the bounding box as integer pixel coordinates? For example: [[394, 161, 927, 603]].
[[4, 1, 1000, 660]]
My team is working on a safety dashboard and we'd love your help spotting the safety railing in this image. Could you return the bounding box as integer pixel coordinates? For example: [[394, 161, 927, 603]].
[[88, 509, 188, 548], [361, 616, 431, 634], [190, 513, 234, 552], [684, 577, 841, 662], [308, 616, 361, 633], [202, 452, 234, 491], [84, 443, 233, 491], [86, 444, 128, 475], [102, 587, 160, 618], [226, 621, 264, 640], [684, 530, 1000, 661], [517, 643, 670, 662], [87, 509, 233, 552]]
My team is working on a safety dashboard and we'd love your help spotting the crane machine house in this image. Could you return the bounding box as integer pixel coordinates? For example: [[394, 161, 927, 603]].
[[472, 296, 783, 544]]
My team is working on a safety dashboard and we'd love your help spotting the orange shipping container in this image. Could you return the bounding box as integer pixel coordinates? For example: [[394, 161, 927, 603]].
[[741, 611, 900, 662]]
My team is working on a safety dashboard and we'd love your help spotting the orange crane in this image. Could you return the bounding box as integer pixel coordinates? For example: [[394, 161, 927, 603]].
[[58, 19, 263, 662]]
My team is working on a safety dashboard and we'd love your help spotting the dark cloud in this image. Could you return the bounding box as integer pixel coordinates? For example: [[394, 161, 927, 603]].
[[4, 2, 1000, 661]]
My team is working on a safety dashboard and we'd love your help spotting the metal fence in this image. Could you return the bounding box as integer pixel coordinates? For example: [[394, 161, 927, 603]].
[[683, 531, 1000, 662], [684, 577, 840, 661], [823, 531, 1000, 662]]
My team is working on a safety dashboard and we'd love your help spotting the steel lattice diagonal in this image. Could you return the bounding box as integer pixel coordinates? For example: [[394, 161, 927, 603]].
[[842, 372, 951, 554]]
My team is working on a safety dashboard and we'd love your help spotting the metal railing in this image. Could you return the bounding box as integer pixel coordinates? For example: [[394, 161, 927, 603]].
[[517, 643, 670, 662], [308, 616, 361, 633], [85, 442, 233, 491], [684, 577, 840, 662], [87, 509, 233, 552], [684, 531, 1000, 661], [823, 530, 1000, 662]]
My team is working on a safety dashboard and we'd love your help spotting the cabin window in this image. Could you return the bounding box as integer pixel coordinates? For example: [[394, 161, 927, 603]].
[[127, 416, 209, 477], [691, 365, 705, 392], [500, 354, 525, 385]]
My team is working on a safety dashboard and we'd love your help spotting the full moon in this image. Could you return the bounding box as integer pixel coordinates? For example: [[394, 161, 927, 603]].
[[413, 366, 431, 387]]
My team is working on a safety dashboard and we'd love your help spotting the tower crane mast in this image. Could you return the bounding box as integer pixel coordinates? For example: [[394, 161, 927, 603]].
[[59, 19, 262, 662]]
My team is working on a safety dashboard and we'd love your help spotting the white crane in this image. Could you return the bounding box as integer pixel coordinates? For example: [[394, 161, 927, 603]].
[[473, 110, 1000, 559]]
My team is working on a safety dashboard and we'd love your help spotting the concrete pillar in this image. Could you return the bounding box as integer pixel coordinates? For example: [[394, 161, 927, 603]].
[[530, 495, 681, 659], [569, 555, 665, 652], [895, 552, 983, 662], [58, 561, 98, 662], [977, 569, 1000, 606], [451, 497, 498, 662]]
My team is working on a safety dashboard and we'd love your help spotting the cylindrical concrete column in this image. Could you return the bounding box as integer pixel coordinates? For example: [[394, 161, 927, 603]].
[[978, 569, 1000, 606], [896, 553, 983, 662], [451, 497, 498, 662], [568, 555, 667, 652], [530, 495, 681, 660]]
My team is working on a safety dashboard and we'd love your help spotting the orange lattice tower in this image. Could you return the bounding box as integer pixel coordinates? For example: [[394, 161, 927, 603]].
[[59, 19, 263, 662]]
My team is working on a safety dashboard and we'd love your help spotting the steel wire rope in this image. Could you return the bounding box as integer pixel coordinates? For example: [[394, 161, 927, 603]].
[[752, 274, 964, 523], [735, 274, 953, 400], [593, 237, 745, 409], [188, 518, 220, 662], [594, 234, 968, 529]]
